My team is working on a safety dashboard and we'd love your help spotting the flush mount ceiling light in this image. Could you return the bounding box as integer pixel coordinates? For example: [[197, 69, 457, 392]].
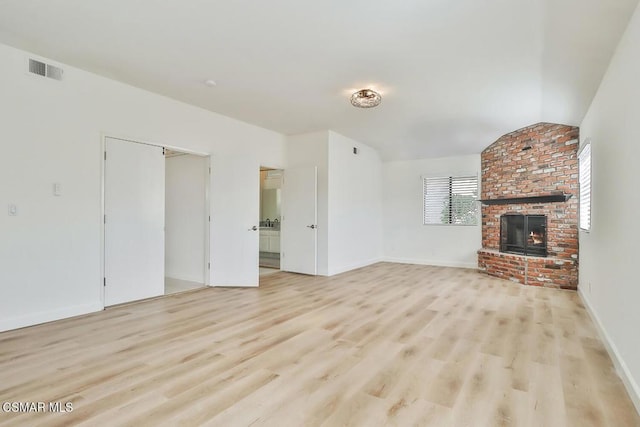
[[350, 89, 382, 108]]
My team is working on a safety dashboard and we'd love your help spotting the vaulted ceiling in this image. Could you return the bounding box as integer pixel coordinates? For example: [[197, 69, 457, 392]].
[[0, 0, 637, 160]]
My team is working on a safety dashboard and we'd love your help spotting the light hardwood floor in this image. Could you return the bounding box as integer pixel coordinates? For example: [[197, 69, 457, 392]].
[[165, 277, 205, 295], [0, 263, 638, 426], [259, 267, 280, 277]]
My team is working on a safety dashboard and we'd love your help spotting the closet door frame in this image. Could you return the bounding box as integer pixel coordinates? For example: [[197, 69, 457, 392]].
[[99, 134, 211, 308]]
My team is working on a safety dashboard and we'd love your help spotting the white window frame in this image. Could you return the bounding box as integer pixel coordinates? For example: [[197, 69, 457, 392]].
[[578, 141, 592, 231], [422, 174, 479, 226]]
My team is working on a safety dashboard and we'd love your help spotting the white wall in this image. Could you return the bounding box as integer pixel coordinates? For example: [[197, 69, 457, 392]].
[[578, 2, 640, 411], [285, 131, 330, 275], [382, 154, 482, 268], [327, 132, 383, 275], [285, 131, 384, 276], [165, 154, 208, 283], [0, 42, 285, 332]]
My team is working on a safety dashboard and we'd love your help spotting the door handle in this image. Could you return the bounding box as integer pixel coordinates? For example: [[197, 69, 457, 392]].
[[248, 226, 258, 231], [306, 224, 317, 229]]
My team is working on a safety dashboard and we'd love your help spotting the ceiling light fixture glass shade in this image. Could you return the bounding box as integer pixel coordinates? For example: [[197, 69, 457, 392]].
[[350, 89, 382, 108]]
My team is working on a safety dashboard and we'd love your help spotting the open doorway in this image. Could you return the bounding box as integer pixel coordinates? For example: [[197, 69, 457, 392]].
[[164, 149, 210, 294], [103, 137, 210, 306], [259, 167, 282, 276]]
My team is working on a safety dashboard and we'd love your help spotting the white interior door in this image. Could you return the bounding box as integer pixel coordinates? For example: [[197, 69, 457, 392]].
[[210, 156, 259, 286], [281, 166, 317, 275], [104, 137, 165, 306]]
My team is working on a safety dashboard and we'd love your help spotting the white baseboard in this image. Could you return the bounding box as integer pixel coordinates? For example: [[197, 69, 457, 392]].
[[579, 288, 640, 415], [383, 257, 477, 270], [0, 302, 103, 333], [327, 257, 384, 276]]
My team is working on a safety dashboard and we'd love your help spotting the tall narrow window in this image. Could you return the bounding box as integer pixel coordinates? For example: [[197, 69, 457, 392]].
[[423, 175, 478, 225], [578, 142, 591, 230]]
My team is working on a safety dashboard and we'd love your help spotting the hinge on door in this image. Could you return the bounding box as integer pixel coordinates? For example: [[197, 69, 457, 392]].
[[209, 216, 211, 222], [208, 262, 210, 270], [209, 167, 211, 174], [104, 214, 106, 224], [104, 151, 107, 160], [103, 277, 106, 287]]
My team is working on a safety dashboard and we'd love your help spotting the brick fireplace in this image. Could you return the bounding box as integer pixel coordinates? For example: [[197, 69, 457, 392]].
[[477, 123, 579, 289]]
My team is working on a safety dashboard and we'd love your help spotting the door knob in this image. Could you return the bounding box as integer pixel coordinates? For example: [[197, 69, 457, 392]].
[[248, 225, 258, 231], [306, 224, 317, 229]]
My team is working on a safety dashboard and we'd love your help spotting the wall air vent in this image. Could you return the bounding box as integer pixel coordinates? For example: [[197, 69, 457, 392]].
[[29, 59, 46, 76], [28, 59, 64, 81], [46, 63, 64, 80]]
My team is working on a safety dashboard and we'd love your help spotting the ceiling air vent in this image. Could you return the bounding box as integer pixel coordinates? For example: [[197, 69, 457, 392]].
[[28, 59, 64, 81]]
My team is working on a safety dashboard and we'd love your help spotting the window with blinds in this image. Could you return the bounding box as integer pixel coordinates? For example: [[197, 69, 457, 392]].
[[423, 175, 479, 225], [578, 143, 591, 230]]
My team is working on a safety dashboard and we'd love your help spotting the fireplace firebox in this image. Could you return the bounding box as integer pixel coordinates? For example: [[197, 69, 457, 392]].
[[500, 214, 547, 257]]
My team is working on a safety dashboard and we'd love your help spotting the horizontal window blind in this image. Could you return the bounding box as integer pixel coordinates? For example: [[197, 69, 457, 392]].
[[423, 175, 478, 225], [579, 143, 591, 230]]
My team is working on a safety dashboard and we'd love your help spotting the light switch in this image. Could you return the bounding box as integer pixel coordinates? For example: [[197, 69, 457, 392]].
[[8, 204, 17, 216], [53, 183, 62, 196]]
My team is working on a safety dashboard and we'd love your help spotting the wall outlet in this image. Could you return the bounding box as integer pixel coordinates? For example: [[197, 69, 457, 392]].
[[8, 204, 17, 216], [53, 183, 62, 196]]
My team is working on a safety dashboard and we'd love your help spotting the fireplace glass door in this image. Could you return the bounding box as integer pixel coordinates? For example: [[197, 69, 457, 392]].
[[500, 214, 547, 257]]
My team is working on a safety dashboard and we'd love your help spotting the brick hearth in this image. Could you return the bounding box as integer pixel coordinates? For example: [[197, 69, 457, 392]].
[[478, 123, 579, 289]]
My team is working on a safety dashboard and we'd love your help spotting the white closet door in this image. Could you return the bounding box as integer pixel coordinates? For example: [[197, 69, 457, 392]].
[[104, 137, 165, 306], [210, 156, 259, 286], [281, 166, 317, 275]]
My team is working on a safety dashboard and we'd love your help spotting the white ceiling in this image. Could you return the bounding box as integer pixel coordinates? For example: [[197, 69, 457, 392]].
[[0, 0, 637, 160]]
